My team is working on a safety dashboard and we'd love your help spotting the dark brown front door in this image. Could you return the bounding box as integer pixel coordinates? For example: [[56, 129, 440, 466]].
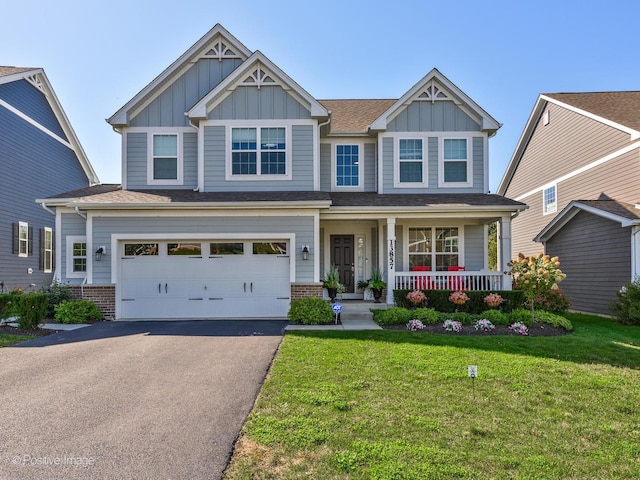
[[330, 235, 354, 293]]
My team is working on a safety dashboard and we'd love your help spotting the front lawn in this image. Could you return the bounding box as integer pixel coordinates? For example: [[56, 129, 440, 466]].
[[224, 313, 640, 479], [0, 333, 31, 348]]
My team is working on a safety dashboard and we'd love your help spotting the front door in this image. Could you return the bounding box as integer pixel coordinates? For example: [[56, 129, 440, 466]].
[[330, 235, 354, 293]]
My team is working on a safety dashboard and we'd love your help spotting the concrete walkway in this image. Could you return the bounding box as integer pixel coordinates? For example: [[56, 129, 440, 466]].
[[286, 301, 384, 331]]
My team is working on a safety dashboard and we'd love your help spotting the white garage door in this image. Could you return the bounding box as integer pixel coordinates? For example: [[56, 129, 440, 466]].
[[119, 240, 291, 319]]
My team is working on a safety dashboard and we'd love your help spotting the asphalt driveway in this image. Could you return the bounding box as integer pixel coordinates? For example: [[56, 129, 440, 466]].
[[0, 320, 287, 480]]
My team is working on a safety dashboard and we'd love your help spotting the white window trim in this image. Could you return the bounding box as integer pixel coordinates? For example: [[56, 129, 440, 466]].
[[44, 227, 53, 273], [543, 184, 557, 215], [18, 221, 28, 258], [403, 224, 465, 270], [66, 235, 87, 279], [147, 132, 184, 186], [225, 124, 292, 181], [393, 136, 428, 188], [438, 136, 473, 188], [332, 142, 365, 192]]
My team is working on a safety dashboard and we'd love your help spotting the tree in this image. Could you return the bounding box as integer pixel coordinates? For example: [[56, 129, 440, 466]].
[[488, 222, 497, 271]]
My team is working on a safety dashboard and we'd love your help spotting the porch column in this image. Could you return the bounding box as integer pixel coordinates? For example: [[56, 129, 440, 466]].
[[499, 215, 512, 291], [386, 217, 396, 304]]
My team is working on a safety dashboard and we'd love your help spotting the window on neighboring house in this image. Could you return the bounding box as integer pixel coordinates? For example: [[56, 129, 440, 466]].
[[336, 145, 360, 187], [408, 227, 460, 271], [12, 222, 32, 257], [398, 139, 424, 184], [149, 133, 181, 184], [66, 236, 87, 276], [543, 185, 557, 214], [441, 138, 471, 186], [40, 227, 53, 273], [231, 127, 288, 177]]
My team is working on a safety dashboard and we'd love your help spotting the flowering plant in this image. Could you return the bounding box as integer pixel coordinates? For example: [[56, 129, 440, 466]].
[[509, 322, 529, 335], [443, 319, 463, 332], [484, 293, 503, 308], [406, 319, 425, 331], [449, 291, 469, 306], [406, 290, 427, 306], [474, 319, 495, 332]]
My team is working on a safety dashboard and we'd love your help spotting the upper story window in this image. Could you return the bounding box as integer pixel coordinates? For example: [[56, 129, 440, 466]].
[[229, 126, 290, 180], [395, 138, 426, 187], [543, 185, 557, 214], [440, 137, 472, 187], [148, 133, 183, 185], [333, 144, 363, 191]]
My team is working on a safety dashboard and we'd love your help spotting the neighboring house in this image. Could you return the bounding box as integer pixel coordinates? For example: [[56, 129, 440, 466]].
[[39, 24, 525, 320], [0, 67, 98, 293], [498, 91, 640, 315]]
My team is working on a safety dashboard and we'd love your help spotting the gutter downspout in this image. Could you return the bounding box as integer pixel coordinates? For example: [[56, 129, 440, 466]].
[[74, 206, 86, 219], [41, 202, 55, 216]]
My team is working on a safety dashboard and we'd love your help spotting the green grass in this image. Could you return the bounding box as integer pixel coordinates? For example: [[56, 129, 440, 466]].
[[224, 313, 640, 479], [0, 334, 31, 347]]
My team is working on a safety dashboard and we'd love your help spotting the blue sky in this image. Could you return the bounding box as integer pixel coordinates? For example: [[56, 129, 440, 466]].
[[3, 0, 639, 192]]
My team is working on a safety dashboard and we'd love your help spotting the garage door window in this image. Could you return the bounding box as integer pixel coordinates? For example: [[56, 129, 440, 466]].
[[253, 242, 287, 255], [210, 242, 244, 255], [168, 243, 202, 255], [124, 243, 159, 256]]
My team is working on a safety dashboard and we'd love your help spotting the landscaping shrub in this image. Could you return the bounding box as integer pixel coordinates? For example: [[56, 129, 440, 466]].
[[393, 289, 525, 313], [376, 307, 412, 326], [15, 293, 48, 329], [610, 278, 640, 326], [535, 310, 573, 331], [0, 293, 20, 319], [478, 309, 508, 325], [409, 308, 439, 325], [437, 311, 473, 325], [508, 308, 534, 327], [54, 300, 102, 324], [533, 288, 571, 315], [288, 297, 334, 325], [42, 281, 73, 318]]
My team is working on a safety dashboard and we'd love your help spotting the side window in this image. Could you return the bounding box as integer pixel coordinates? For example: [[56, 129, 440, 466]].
[[543, 185, 557, 214], [13, 222, 32, 257], [40, 227, 54, 272], [66, 236, 87, 278]]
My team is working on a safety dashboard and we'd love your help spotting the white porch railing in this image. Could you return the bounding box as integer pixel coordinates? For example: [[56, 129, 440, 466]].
[[394, 271, 506, 291]]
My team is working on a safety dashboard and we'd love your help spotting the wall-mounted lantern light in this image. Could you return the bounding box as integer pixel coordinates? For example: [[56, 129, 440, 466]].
[[95, 247, 104, 261], [301, 245, 310, 261]]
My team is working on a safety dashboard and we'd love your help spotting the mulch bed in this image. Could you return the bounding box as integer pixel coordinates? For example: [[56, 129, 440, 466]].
[[0, 325, 61, 337], [383, 322, 569, 336]]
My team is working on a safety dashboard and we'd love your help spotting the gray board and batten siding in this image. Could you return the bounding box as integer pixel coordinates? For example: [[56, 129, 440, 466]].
[[386, 101, 481, 133], [202, 124, 314, 191], [88, 215, 316, 284], [545, 210, 631, 315], [0, 80, 90, 290], [130, 58, 244, 127], [382, 136, 485, 194], [126, 132, 198, 190], [208, 85, 311, 120]]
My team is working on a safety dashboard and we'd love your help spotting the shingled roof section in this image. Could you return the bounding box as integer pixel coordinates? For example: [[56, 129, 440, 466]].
[[329, 192, 526, 208], [545, 91, 640, 133], [0, 66, 37, 77], [319, 99, 396, 134], [576, 199, 640, 221]]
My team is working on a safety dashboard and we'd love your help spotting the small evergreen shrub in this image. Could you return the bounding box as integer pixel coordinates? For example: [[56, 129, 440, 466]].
[[376, 307, 412, 326], [410, 308, 439, 325], [0, 293, 20, 319], [288, 297, 334, 325], [437, 311, 473, 325], [54, 300, 103, 324], [42, 282, 73, 318], [509, 308, 534, 327], [478, 309, 508, 325], [533, 288, 571, 315], [15, 293, 49, 329], [535, 310, 573, 331], [610, 279, 640, 326]]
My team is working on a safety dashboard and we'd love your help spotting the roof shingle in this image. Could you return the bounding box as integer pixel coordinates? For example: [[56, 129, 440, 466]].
[[318, 99, 396, 133]]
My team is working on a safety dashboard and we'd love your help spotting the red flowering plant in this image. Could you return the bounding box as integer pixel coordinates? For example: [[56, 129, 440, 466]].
[[406, 289, 427, 307], [449, 291, 469, 306], [484, 293, 504, 309]]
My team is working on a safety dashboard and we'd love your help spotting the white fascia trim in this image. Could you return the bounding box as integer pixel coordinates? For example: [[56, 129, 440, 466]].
[[541, 95, 640, 141], [0, 98, 72, 148], [514, 140, 640, 201], [188, 51, 329, 120], [108, 24, 252, 126], [326, 140, 370, 192], [111, 232, 296, 284], [370, 68, 501, 132], [81, 208, 328, 217]]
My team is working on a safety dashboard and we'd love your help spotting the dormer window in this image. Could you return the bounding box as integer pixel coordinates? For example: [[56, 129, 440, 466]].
[[148, 133, 183, 185]]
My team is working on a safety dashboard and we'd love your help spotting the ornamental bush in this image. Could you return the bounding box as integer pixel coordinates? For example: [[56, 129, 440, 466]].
[[410, 308, 439, 325], [610, 278, 640, 326], [0, 293, 20, 319], [478, 309, 508, 325], [15, 293, 49, 329], [376, 307, 412, 326], [393, 290, 526, 313], [535, 310, 573, 331], [288, 297, 334, 325], [508, 308, 534, 327], [533, 288, 571, 315], [54, 300, 103, 324], [42, 281, 73, 318]]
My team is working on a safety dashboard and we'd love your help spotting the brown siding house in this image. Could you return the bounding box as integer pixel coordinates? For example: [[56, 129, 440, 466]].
[[498, 92, 640, 315]]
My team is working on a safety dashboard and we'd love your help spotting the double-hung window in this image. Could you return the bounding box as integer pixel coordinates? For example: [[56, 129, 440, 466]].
[[440, 138, 471, 187], [43, 227, 53, 272], [333, 144, 363, 190], [18, 221, 29, 257], [148, 133, 182, 185], [230, 127, 289, 179], [66, 236, 87, 278], [397, 138, 425, 186], [543, 185, 557, 214]]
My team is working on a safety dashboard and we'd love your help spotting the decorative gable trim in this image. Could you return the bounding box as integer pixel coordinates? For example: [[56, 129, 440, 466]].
[[188, 51, 328, 120], [369, 68, 501, 133], [108, 24, 252, 127]]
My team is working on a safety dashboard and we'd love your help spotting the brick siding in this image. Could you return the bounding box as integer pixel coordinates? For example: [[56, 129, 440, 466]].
[[291, 283, 323, 300], [69, 285, 115, 320]]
